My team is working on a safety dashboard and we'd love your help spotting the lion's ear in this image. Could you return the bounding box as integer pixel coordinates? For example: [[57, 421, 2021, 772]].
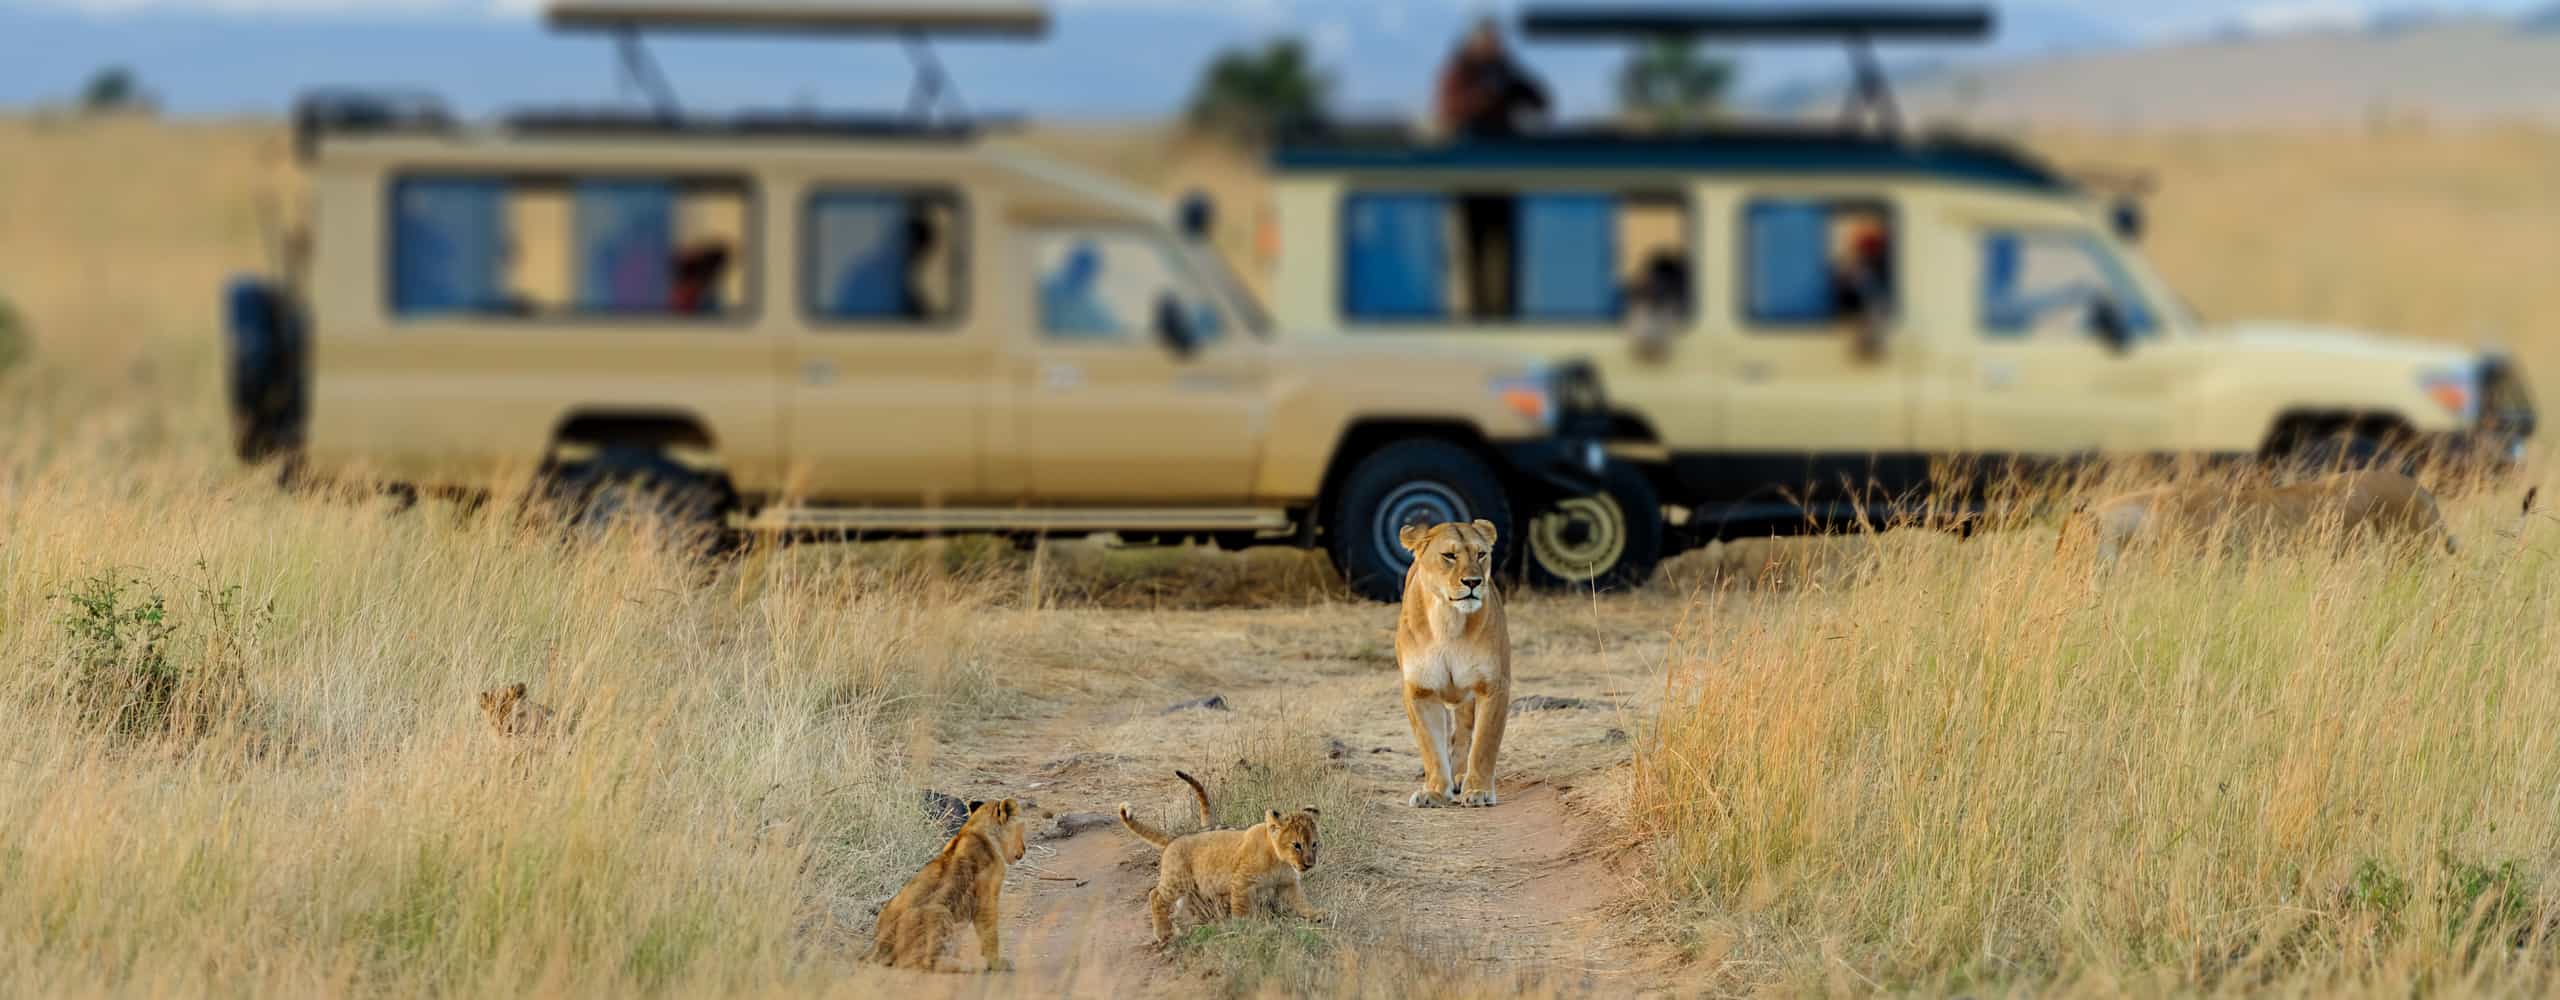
[[1398, 524, 1429, 553], [995, 799, 1017, 822], [1302, 805, 1321, 817], [967, 800, 987, 815], [507, 682, 527, 699], [1471, 518, 1498, 547], [478, 690, 500, 712], [1265, 809, 1283, 826]]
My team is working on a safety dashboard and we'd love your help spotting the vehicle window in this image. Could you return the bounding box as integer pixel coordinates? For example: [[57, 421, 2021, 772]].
[[1341, 191, 1690, 325], [1031, 230, 1225, 345], [390, 175, 750, 319], [805, 190, 963, 325], [1742, 198, 1895, 329], [1980, 230, 2158, 341]]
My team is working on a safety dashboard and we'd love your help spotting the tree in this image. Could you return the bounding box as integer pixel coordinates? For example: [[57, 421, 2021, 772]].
[[79, 66, 154, 115], [1184, 38, 1333, 143], [1618, 39, 1735, 129]]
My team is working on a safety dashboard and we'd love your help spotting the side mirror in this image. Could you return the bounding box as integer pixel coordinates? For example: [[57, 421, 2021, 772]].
[[1177, 190, 1216, 244], [2091, 298, 2135, 353], [1153, 293, 1198, 359], [2111, 197, 2146, 243]]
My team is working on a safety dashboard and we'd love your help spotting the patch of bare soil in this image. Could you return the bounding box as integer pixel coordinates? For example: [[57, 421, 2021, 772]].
[[893, 596, 1688, 996]]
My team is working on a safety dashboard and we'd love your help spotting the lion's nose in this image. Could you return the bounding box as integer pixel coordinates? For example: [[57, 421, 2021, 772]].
[[1460, 577, 1483, 590]]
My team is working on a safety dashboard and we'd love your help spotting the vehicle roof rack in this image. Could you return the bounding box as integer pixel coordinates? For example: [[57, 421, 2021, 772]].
[[501, 106, 1005, 140], [1519, 4, 1995, 137], [293, 88, 455, 161], [542, 1, 1047, 127], [1270, 119, 2072, 194]]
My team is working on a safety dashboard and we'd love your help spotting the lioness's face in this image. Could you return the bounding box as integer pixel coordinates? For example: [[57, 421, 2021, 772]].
[[1263, 808, 1321, 872], [1399, 519, 1498, 613]]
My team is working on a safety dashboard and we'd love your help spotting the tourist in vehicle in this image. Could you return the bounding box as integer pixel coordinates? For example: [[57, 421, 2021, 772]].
[[1627, 250, 1691, 362], [899, 209, 940, 321], [1831, 220, 1893, 356], [1038, 240, 1119, 336], [670, 241, 730, 314], [1436, 18, 1552, 320]]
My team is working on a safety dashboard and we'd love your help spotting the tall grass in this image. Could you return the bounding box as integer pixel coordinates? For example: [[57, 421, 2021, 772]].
[[1638, 497, 2560, 994]]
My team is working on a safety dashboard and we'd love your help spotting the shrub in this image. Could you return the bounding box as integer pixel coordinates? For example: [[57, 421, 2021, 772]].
[[54, 565, 269, 742]]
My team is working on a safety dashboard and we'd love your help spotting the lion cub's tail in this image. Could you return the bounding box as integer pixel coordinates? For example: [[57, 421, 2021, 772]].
[[1119, 770, 1216, 849], [1174, 769, 1213, 827]]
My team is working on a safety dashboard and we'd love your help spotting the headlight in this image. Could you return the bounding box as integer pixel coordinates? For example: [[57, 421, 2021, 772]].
[[2420, 366, 2481, 423], [1491, 374, 1556, 428]]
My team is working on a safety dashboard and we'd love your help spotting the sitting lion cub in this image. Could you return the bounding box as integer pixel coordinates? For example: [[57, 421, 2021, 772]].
[[477, 682, 557, 740], [2067, 469, 2457, 567], [1395, 519, 1511, 808], [1118, 772, 1323, 947], [867, 798, 1028, 972]]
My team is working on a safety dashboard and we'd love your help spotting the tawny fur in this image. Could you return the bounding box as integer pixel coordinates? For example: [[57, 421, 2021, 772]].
[[1116, 776, 1323, 947], [866, 798, 1028, 972], [1393, 519, 1511, 808], [2061, 469, 2459, 568], [477, 682, 557, 740]]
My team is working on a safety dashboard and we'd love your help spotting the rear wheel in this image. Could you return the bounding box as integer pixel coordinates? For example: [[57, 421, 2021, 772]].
[[544, 447, 735, 555], [1521, 461, 1664, 594], [1328, 440, 1513, 603]]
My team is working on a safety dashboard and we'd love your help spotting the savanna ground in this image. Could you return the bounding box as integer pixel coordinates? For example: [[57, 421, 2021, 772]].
[[7, 115, 2560, 997]]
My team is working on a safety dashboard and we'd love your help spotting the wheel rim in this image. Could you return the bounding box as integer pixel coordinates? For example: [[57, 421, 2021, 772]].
[[1528, 492, 1627, 584], [1371, 480, 1471, 573]]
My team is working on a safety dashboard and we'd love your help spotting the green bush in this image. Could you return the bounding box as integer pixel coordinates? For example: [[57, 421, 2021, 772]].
[[54, 565, 270, 741]]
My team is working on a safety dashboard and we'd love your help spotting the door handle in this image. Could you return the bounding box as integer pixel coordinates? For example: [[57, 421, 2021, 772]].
[[801, 360, 838, 386], [1042, 362, 1082, 391]]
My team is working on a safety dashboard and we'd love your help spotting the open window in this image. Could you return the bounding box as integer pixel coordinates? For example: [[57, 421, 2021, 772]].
[[1979, 229, 2157, 343], [804, 189, 964, 326], [1741, 198, 1894, 331], [1341, 191, 1690, 326], [389, 174, 751, 319], [1029, 229, 1227, 348]]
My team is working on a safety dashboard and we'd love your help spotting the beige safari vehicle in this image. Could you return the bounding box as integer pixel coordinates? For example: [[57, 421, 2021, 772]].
[[222, 1, 1610, 602], [1260, 4, 2536, 590]]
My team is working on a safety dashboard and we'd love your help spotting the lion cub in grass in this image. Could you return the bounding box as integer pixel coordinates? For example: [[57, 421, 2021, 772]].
[[477, 682, 557, 740], [2066, 469, 2460, 567], [867, 798, 1029, 972], [1118, 771, 1324, 947], [1395, 520, 1511, 808]]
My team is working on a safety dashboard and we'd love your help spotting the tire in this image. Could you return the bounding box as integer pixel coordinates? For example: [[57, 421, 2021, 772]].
[[2291, 435, 2414, 479], [1520, 461, 1664, 594], [544, 447, 735, 554], [1327, 439, 1514, 604], [223, 278, 305, 463]]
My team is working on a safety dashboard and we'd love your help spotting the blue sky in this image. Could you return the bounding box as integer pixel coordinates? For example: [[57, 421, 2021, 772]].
[[0, 0, 2548, 118]]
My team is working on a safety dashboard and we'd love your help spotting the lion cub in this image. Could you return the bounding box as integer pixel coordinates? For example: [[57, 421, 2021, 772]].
[[1395, 520, 1511, 808], [477, 682, 557, 740], [2067, 469, 2458, 567], [1118, 771, 1323, 947], [867, 798, 1029, 972]]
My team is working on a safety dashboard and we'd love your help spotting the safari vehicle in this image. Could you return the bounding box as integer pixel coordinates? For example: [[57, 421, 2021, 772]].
[[1262, 4, 2536, 589], [222, 1, 1610, 603]]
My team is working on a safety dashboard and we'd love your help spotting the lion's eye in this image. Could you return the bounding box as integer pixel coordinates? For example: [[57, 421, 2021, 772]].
[[1442, 552, 1456, 563]]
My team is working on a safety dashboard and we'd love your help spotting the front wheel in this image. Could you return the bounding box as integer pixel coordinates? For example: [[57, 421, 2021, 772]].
[[1328, 440, 1514, 603], [542, 447, 736, 555], [1520, 462, 1664, 594]]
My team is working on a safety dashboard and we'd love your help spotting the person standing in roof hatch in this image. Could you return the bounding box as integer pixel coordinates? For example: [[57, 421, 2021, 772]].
[[1436, 17, 1551, 319]]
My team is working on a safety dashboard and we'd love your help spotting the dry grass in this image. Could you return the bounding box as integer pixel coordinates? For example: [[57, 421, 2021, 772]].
[[8, 114, 2560, 996]]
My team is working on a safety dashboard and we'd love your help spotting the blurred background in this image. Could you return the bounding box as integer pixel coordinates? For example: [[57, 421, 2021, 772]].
[[6, 0, 2560, 433]]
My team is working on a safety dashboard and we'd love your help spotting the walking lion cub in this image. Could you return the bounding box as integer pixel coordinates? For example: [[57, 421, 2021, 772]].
[[1395, 519, 1511, 808], [867, 798, 1029, 972], [1117, 771, 1324, 947]]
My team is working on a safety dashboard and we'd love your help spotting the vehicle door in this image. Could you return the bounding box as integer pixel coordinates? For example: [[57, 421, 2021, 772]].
[[785, 186, 991, 504], [1011, 225, 1266, 502], [1960, 225, 2179, 460], [1714, 192, 1920, 502]]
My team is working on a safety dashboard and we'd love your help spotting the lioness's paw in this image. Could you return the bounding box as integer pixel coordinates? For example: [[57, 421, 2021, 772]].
[[1407, 788, 1452, 808], [1461, 786, 1498, 807]]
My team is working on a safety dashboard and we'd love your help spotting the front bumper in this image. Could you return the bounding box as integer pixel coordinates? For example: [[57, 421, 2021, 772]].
[[1495, 435, 1610, 499]]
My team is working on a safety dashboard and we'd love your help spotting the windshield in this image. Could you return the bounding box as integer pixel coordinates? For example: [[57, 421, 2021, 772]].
[[1981, 227, 2179, 342]]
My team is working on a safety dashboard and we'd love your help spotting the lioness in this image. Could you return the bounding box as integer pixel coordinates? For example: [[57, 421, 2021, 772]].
[[1118, 773, 1322, 947], [867, 798, 1028, 972], [1395, 519, 1510, 808], [477, 682, 557, 740], [2065, 469, 2457, 567]]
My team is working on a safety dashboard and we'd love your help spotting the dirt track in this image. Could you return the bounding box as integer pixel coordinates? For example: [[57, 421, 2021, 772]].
[[861, 596, 1692, 996]]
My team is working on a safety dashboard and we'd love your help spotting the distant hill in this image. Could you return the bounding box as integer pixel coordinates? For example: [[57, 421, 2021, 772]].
[[1759, 16, 2560, 129]]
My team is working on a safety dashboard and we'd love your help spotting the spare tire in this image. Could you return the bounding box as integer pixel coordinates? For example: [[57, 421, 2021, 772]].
[[224, 278, 306, 463]]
